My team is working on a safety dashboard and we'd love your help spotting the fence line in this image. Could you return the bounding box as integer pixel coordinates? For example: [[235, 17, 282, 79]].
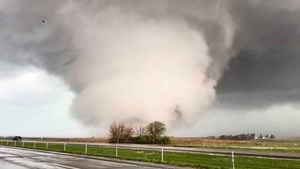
[[0, 139, 242, 168], [0, 140, 175, 152], [0, 139, 228, 154], [0, 140, 174, 163], [0, 139, 232, 162], [161, 147, 164, 163], [1, 139, 298, 160], [85, 143, 87, 154], [232, 151, 235, 169], [2, 139, 230, 156]]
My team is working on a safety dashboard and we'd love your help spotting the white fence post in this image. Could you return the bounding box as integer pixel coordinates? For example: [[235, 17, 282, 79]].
[[64, 143, 66, 151], [85, 144, 88, 154], [116, 145, 118, 157], [14, 141, 16, 146], [161, 147, 164, 163], [232, 151, 235, 169], [34, 141, 36, 148], [46, 142, 48, 149]]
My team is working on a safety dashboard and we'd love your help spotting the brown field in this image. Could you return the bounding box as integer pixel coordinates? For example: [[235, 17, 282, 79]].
[[4, 136, 300, 153], [20, 137, 109, 143], [170, 137, 300, 153]]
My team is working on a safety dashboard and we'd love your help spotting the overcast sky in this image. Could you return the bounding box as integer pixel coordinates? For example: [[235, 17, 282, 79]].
[[0, 0, 300, 137]]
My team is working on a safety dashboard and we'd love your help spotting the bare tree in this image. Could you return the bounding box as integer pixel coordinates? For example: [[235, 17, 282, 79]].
[[124, 125, 134, 143], [109, 122, 119, 143], [135, 125, 146, 136], [109, 122, 133, 143]]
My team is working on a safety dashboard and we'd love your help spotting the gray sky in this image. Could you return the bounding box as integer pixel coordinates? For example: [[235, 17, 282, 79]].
[[0, 0, 300, 137]]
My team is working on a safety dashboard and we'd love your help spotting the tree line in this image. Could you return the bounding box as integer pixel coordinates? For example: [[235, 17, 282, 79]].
[[219, 133, 256, 140], [109, 121, 170, 144], [218, 133, 275, 140]]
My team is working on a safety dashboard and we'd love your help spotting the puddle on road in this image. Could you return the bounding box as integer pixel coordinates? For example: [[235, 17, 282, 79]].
[[0, 161, 28, 169], [4, 157, 63, 169], [0, 154, 16, 158], [0, 147, 69, 169], [0, 147, 56, 157]]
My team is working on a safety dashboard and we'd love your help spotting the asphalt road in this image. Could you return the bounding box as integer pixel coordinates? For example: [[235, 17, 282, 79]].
[[0, 147, 165, 169]]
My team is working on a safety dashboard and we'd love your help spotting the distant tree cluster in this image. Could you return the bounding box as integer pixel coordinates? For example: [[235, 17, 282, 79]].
[[109, 121, 170, 144], [217, 133, 276, 140], [219, 133, 256, 140], [258, 134, 275, 139]]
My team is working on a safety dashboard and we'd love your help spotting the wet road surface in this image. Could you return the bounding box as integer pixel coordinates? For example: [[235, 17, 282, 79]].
[[0, 147, 161, 169]]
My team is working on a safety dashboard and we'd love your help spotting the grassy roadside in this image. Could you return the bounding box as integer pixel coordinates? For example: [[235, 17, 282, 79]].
[[1, 141, 300, 169]]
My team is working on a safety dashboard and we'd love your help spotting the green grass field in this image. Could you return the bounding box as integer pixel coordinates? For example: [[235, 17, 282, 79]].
[[1, 141, 300, 169]]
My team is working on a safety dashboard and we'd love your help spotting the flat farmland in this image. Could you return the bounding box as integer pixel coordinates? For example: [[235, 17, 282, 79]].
[[1, 139, 300, 169], [171, 138, 300, 153]]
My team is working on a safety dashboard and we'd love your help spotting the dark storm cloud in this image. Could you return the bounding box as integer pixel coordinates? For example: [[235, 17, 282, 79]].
[[216, 0, 300, 108], [1, 0, 300, 131], [0, 1, 74, 74], [0, 0, 233, 91], [0, 0, 235, 127], [218, 51, 300, 93]]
